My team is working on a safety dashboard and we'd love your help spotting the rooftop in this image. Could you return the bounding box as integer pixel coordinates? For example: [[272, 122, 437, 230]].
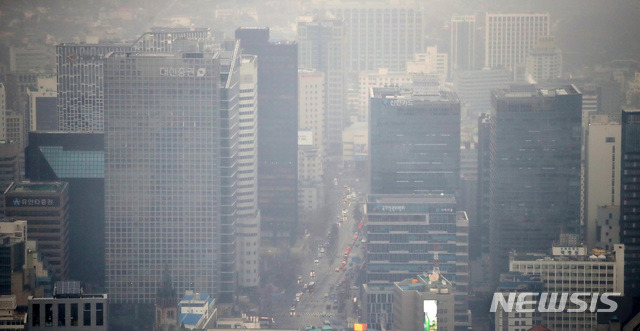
[[7, 181, 67, 193], [493, 84, 580, 99], [367, 193, 456, 204], [178, 313, 202, 326]]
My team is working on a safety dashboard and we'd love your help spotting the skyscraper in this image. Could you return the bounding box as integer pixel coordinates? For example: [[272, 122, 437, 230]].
[[235, 28, 298, 242], [57, 28, 214, 132], [620, 108, 640, 297], [104, 45, 240, 303], [322, 3, 426, 72], [25, 131, 105, 287], [584, 116, 620, 248], [297, 15, 346, 152], [56, 42, 131, 132], [489, 85, 582, 280], [485, 13, 550, 79], [450, 15, 476, 78], [369, 84, 461, 195], [236, 54, 260, 289]]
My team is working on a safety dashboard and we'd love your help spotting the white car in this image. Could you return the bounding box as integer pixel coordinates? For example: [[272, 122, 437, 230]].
[[314, 259, 319, 265]]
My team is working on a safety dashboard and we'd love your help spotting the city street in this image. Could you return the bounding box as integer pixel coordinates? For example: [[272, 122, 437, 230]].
[[271, 168, 366, 330]]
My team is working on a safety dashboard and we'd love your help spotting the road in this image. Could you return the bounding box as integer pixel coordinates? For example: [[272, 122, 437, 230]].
[[272, 170, 366, 330]]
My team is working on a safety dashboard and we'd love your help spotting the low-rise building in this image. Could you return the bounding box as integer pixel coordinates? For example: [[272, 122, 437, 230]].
[[178, 291, 217, 330], [27, 281, 107, 330]]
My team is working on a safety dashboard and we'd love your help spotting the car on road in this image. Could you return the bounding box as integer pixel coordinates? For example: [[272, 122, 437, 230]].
[[334, 267, 339, 272], [314, 259, 319, 265]]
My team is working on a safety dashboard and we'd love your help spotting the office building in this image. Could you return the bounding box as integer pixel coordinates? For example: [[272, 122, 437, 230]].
[[393, 266, 455, 331], [485, 13, 550, 79], [298, 69, 325, 153], [104, 45, 240, 303], [584, 117, 621, 248], [509, 242, 624, 330], [57, 28, 214, 133], [364, 194, 469, 329], [406, 46, 449, 84], [0, 141, 20, 217], [342, 121, 368, 170], [27, 281, 107, 330], [297, 16, 347, 152], [1, 84, 7, 141], [0, 232, 25, 296], [321, 3, 425, 72], [489, 85, 582, 280], [56, 42, 132, 132], [369, 86, 460, 195], [236, 54, 260, 289], [620, 109, 640, 297], [24, 132, 104, 288], [493, 273, 544, 331], [450, 15, 476, 78], [236, 27, 298, 242], [358, 69, 412, 123], [525, 36, 562, 83], [4, 181, 69, 280], [0, 294, 27, 329], [9, 45, 55, 74], [596, 205, 620, 251], [452, 68, 512, 118], [27, 76, 58, 132]]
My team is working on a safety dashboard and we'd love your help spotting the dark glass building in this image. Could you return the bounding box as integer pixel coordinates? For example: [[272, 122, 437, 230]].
[[489, 85, 582, 281], [25, 131, 104, 288], [621, 108, 640, 297], [369, 86, 461, 195], [235, 27, 298, 242]]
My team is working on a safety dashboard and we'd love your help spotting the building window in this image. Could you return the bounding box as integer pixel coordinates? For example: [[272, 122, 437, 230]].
[[32, 304, 40, 327], [45, 304, 53, 326], [71, 303, 78, 326], [58, 304, 66, 326], [84, 303, 91, 326], [96, 303, 104, 326]]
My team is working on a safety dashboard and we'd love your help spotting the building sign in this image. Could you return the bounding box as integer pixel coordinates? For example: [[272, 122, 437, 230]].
[[383, 99, 414, 107], [424, 300, 438, 331], [298, 130, 313, 146], [6, 197, 60, 208], [159, 67, 207, 77], [367, 203, 456, 214]]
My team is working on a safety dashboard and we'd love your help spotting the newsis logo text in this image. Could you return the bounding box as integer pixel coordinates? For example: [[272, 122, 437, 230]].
[[490, 292, 621, 313]]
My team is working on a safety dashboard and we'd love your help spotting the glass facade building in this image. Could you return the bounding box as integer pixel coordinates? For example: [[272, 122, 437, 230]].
[[25, 131, 105, 287], [621, 109, 640, 297], [103, 46, 239, 303], [235, 28, 298, 242], [369, 87, 461, 195], [489, 85, 582, 281]]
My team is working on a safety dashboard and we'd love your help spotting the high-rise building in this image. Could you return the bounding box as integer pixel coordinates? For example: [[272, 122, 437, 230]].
[[297, 16, 347, 152], [321, 3, 426, 72], [358, 69, 412, 123], [0, 141, 20, 217], [525, 35, 562, 83], [236, 54, 260, 289], [584, 117, 620, 248], [406, 46, 449, 84], [104, 45, 240, 303], [620, 108, 640, 297], [0, 83, 7, 141], [450, 15, 476, 78], [24, 131, 105, 288], [369, 85, 460, 195], [235, 27, 298, 242], [57, 28, 215, 133], [484, 13, 550, 79], [26, 76, 58, 132], [364, 194, 470, 330], [4, 181, 70, 280], [452, 68, 512, 119], [489, 85, 582, 280], [298, 69, 325, 215], [56, 42, 131, 132]]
